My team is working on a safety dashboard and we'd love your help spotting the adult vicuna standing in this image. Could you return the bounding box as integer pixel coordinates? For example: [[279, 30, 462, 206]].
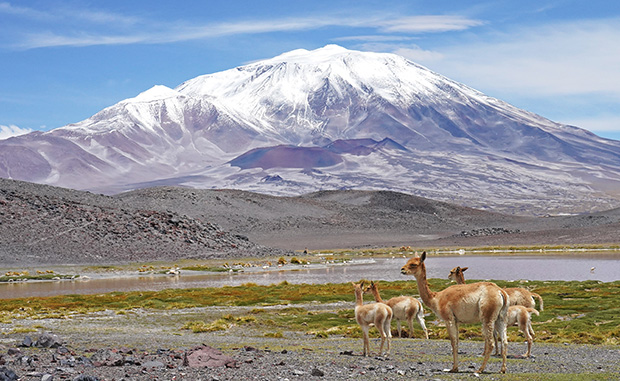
[[448, 265, 540, 358], [401, 252, 508, 373]]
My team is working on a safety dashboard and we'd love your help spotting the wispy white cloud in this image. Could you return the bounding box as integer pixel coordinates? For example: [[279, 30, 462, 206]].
[[401, 18, 620, 98], [0, 1, 138, 25], [375, 17, 620, 134], [334, 35, 419, 42], [563, 116, 620, 132], [3, 3, 483, 50], [0, 125, 32, 140], [377, 15, 484, 33], [0, 2, 49, 19]]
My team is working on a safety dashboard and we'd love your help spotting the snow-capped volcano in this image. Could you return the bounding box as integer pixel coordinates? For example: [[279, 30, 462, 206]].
[[2, 45, 620, 214]]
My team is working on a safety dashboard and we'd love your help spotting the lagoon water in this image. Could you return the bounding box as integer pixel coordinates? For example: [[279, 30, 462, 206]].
[[1, 253, 619, 299]]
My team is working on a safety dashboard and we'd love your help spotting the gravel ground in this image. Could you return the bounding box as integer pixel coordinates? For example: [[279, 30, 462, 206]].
[[2, 304, 618, 380]]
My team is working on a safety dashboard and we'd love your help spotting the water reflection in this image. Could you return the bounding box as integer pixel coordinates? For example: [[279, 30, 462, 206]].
[[1, 253, 618, 299]]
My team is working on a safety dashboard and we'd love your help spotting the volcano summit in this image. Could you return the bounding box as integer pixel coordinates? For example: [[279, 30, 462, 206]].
[[2, 45, 620, 214]]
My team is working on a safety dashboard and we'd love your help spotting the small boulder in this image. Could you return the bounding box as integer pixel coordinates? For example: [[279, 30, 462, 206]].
[[0, 366, 18, 381], [183, 346, 237, 368], [35, 334, 62, 348], [142, 360, 165, 370], [19, 336, 33, 348], [90, 349, 124, 367]]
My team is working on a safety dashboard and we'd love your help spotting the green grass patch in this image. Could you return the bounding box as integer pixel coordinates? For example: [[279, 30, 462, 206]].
[[1, 279, 618, 345]]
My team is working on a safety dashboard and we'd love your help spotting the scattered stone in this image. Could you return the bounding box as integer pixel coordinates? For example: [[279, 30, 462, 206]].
[[183, 346, 237, 368], [73, 376, 100, 381], [90, 349, 124, 367], [311, 368, 325, 377], [19, 336, 33, 348], [142, 360, 165, 370], [35, 334, 63, 348], [0, 367, 18, 381], [41, 375, 53, 381], [455, 227, 521, 238]]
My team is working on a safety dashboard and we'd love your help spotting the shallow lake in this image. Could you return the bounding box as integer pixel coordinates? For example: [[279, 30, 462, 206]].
[[1, 253, 618, 299]]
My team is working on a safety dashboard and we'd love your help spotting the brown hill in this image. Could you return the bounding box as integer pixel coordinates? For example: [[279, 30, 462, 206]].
[[0, 179, 283, 265], [2, 178, 620, 265]]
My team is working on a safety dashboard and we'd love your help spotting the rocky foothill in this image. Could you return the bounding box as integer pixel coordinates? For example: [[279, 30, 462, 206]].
[[0, 179, 286, 265], [4, 177, 620, 266]]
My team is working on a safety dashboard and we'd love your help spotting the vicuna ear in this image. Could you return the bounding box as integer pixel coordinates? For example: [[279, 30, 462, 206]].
[[351, 282, 356, 287], [461, 267, 468, 272], [421, 251, 427, 262]]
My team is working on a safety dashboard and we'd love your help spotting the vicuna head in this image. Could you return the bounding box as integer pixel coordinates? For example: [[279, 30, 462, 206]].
[[401, 251, 427, 277], [364, 281, 378, 293], [448, 266, 468, 283]]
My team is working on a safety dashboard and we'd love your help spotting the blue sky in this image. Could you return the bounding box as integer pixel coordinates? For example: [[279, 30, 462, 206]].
[[1, 0, 619, 140]]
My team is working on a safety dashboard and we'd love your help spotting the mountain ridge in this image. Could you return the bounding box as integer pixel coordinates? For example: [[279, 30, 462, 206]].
[[2, 45, 620, 214]]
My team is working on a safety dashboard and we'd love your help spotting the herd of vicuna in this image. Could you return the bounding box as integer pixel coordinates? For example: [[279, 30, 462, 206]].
[[353, 251, 543, 374]]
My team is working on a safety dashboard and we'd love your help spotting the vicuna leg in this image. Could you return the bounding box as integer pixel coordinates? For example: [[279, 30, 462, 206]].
[[406, 316, 414, 338], [381, 315, 392, 355], [494, 310, 508, 373], [446, 320, 460, 372], [478, 321, 496, 373], [361, 325, 370, 356], [519, 319, 533, 357], [374, 315, 390, 356]]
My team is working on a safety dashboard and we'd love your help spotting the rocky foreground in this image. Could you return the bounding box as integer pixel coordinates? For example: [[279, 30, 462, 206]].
[[2, 330, 619, 381], [1, 304, 619, 381]]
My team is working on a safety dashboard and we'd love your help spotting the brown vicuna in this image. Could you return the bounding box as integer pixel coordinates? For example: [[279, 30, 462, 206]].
[[449, 266, 544, 311], [501, 305, 539, 357], [352, 281, 393, 356], [401, 252, 508, 373], [448, 266, 540, 357], [365, 281, 429, 339]]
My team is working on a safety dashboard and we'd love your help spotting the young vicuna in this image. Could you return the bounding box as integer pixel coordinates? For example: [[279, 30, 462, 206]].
[[448, 266, 540, 357], [365, 281, 429, 339], [449, 267, 544, 311], [352, 281, 393, 356], [501, 305, 539, 357], [401, 253, 508, 373]]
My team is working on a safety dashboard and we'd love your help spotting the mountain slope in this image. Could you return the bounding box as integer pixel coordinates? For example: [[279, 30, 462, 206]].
[[0, 178, 283, 265], [2, 45, 620, 214]]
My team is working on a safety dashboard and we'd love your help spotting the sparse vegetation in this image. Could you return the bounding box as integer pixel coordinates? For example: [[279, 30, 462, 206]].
[[0, 278, 618, 345], [0, 273, 77, 282]]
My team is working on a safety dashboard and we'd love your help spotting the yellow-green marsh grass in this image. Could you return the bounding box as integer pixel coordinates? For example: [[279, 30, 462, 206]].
[[0, 279, 618, 345]]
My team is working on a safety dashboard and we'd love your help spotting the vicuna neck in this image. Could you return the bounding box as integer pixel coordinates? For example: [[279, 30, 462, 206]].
[[414, 264, 436, 306], [370, 286, 385, 303], [354, 289, 364, 307]]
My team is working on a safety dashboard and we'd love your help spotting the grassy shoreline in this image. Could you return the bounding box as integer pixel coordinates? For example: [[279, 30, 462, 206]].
[[1, 277, 618, 346], [1, 245, 618, 347]]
